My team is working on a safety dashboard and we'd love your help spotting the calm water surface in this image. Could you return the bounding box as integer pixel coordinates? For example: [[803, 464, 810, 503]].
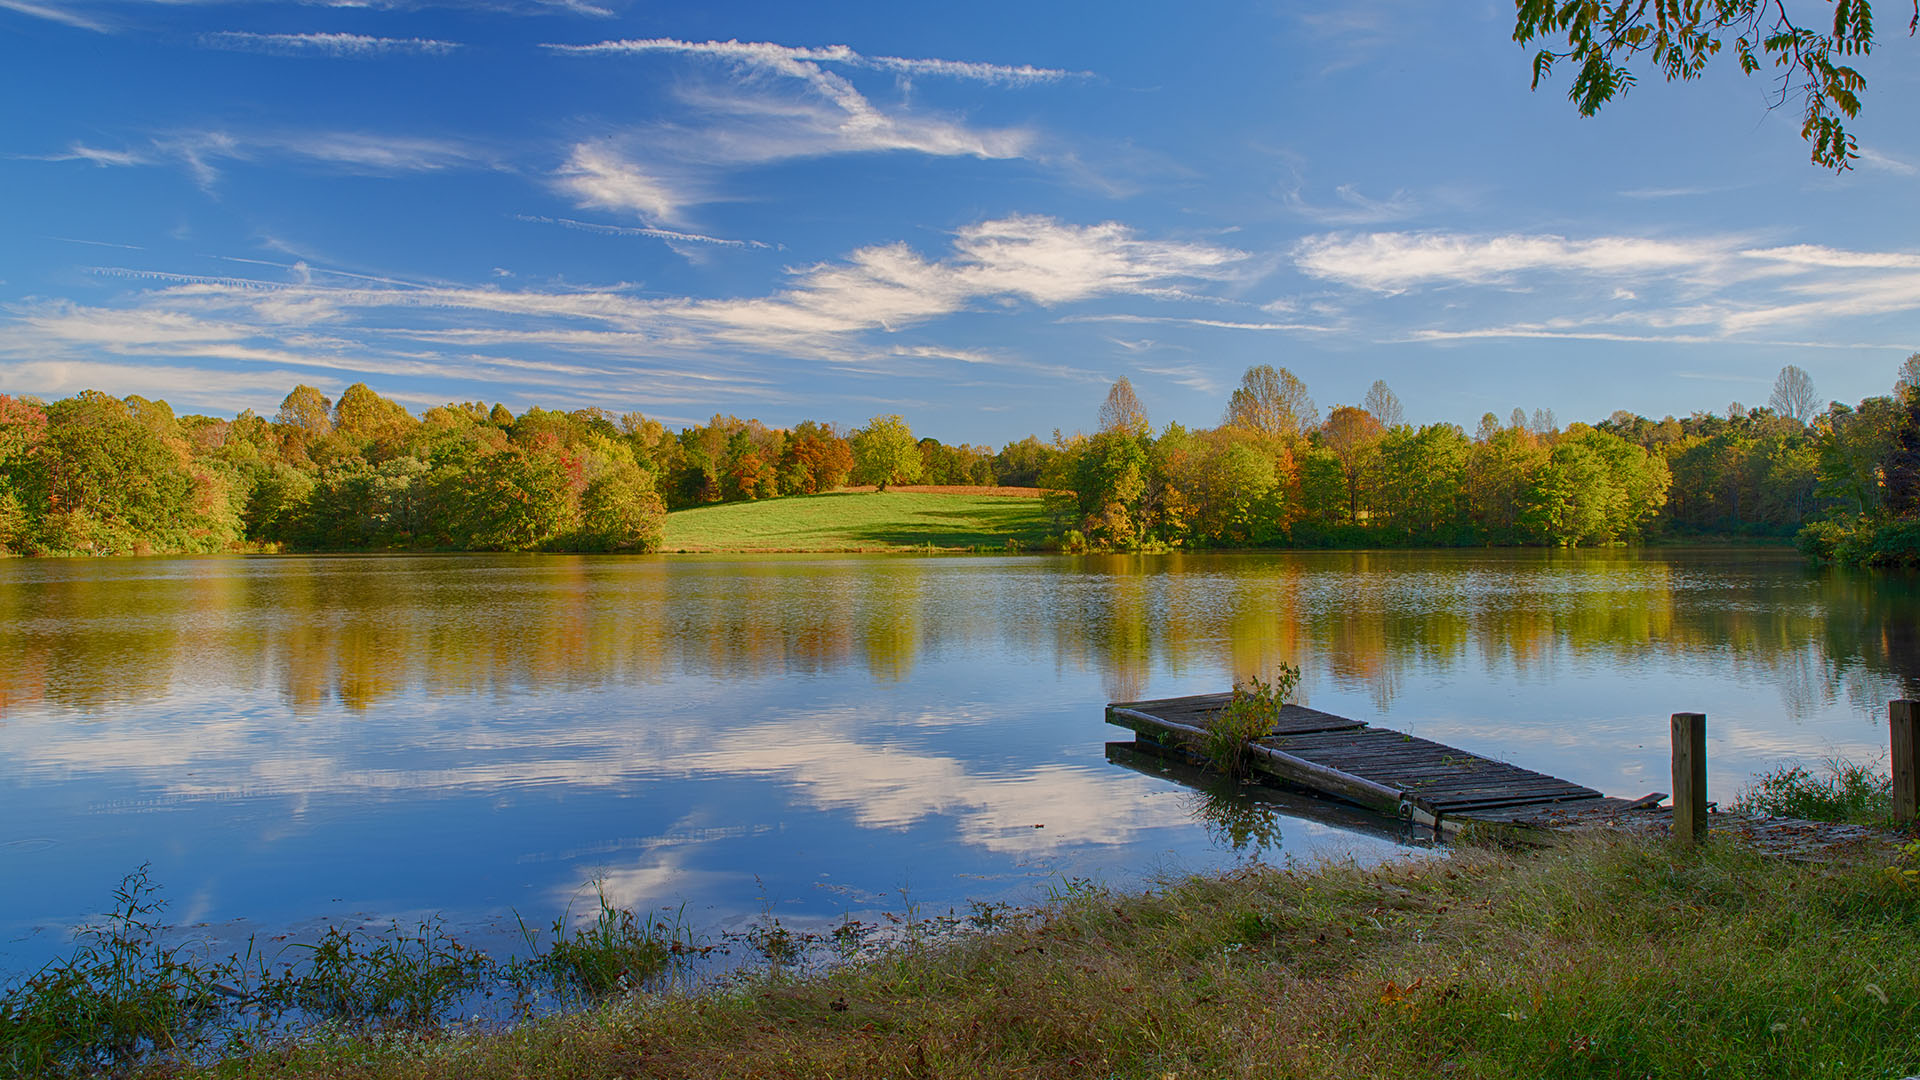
[[2, 549, 1915, 971]]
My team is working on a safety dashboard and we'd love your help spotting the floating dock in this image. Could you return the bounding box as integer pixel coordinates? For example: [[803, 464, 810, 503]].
[[1106, 692, 1659, 838]]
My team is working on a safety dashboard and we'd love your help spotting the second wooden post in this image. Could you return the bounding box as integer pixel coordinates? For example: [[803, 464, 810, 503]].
[[1892, 700, 1918, 822], [1672, 712, 1707, 843]]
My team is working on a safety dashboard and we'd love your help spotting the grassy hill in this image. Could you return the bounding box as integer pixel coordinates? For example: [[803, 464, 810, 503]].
[[662, 490, 1053, 552]]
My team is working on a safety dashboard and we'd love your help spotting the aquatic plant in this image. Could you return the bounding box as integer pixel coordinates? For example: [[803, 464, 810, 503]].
[[0, 866, 239, 1077], [260, 919, 491, 1027], [1732, 758, 1895, 825], [1199, 664, 1301, 779], [507, 882, 706, 1005]]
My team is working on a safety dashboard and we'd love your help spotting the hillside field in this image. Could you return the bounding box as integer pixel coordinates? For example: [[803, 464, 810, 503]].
[[661, 489, 1054, 552]]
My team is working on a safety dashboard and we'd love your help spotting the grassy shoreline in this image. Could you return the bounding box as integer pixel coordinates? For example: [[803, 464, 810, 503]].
[[17, 829, 1904, 1080]]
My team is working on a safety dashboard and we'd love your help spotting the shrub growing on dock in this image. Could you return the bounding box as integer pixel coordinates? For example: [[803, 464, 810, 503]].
[[1199, 663, 1301, 778]]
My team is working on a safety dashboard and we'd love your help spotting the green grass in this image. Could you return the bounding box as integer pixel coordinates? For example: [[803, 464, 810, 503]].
[[662, 491, 1052, 552], [28, 831, 1902, 1080]]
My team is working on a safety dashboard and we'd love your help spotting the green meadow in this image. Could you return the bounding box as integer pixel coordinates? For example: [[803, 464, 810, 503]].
[[661, 491, 1052, 552]]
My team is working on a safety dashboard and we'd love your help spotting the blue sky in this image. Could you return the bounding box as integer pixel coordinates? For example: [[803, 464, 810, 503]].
[[3, 0, 1918, 444]]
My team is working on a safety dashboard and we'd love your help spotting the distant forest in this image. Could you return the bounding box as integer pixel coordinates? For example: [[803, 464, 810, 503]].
[[0, 355, 1916, 563]]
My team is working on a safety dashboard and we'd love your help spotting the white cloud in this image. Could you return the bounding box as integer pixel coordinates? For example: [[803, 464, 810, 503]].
[[1741, 245, 1920, 271], [516, 213, 770, 249], [551, 143, 697, 225], [0, 0, 107, 30], [1281, 182, 1417, 226], [1290, 229, 1920, 347], [2, 0, 611, 33], [33, 143, 149, 167], [543, 38, 1045, 224], [0, 359, 322, 412], [30, 130, 492, 187], [1407, 326, 1915, 351], [1294, 231, 1729, 293], [543, 37, 1081, 86], [889, 344, 1108, 385], [3, 216, 1246, 405], [679, 216, 1246, 349], [1855, 147, 1918, 176], [1060, 313, 1337, 333], [1135, 361, 1221, 394], [199, 31, 461, 56]]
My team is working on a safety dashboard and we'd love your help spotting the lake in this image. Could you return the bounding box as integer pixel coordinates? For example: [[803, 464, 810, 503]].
[[1, 548, 1914, 973]]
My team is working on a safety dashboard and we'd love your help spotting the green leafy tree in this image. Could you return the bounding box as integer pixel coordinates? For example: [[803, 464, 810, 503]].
[[244, 461, 316, 544], [851, 415, 923, 491], [1198, 437, 1281, 544], [332, 383, 419, 456], [1319, 405, 1385, 524], [578, 461, 666, 552], [36, 392, 197, 552], [1814, 397, 1902, 515], [1071, 430, 1150, 547], [276, 385, 334, 436], [1467, 421, 1549, 543], [1514, 0, 1908, 170], [459, 446, 579, 550], [1374, 423, 1471, 540], [992, 435, 1057, 488]]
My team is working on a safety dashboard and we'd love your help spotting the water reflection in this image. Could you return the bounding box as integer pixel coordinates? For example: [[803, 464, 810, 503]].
[[0, 549, 1914, 972], [4, 552, 1913, 721]]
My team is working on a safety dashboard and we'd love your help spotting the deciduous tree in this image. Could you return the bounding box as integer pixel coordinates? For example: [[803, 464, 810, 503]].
[[851, 415, 923, 491], [277, 385, 334, 436], [1098, 377, 1150, 435], [1770, 364, 1821, 424], [1362, 380, 1404, 429], [1224, 365, 1317, 439]]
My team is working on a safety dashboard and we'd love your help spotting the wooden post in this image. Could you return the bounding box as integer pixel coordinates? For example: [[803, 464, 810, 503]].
[[1671, 713, 1707, 844], [1892, 700, 1919, 822]]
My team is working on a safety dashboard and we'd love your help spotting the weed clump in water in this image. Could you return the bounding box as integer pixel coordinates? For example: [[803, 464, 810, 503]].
[[0, 865, 238, 1077], [260, 920, 490, 1027], [1733, 758, 1895, 825], [507, 882, 707, 1006]]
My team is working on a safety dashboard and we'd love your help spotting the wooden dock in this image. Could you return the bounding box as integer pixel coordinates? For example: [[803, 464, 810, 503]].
[[1106, 692, 1659, 838]]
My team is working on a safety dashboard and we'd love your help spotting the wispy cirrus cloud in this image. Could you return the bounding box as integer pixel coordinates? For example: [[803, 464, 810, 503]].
[[1, 0, 612, 34], [0, 0, 106, 29], [1060, 313, 1338, 333], [1280, 180, 1417, 226], [2, 216, 1246, 412], [199, 31, 461, 56], [32, 130, 495, 187], [542, 36, 1083, 85], [550, 142, 699, 225], [1294, 231, 1730, 293], [1291, 229, 1920, 346], [515, 213, 771, 249], [542, 37, 1054, 227]]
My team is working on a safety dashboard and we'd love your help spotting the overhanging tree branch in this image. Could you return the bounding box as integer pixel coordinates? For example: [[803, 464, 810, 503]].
[[1514, 0, 1914, 169]]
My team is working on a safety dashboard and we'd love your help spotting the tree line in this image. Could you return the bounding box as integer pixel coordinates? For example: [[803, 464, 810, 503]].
[[1041, 358, 1919, 563], [0, 356, 1915, 561]]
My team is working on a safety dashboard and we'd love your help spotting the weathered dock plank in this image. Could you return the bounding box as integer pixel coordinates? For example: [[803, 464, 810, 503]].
[[1106, 693, 1629, 837]]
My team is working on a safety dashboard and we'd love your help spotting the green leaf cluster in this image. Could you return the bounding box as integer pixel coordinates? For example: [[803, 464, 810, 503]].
[[1515, 0, 1898, 169]]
